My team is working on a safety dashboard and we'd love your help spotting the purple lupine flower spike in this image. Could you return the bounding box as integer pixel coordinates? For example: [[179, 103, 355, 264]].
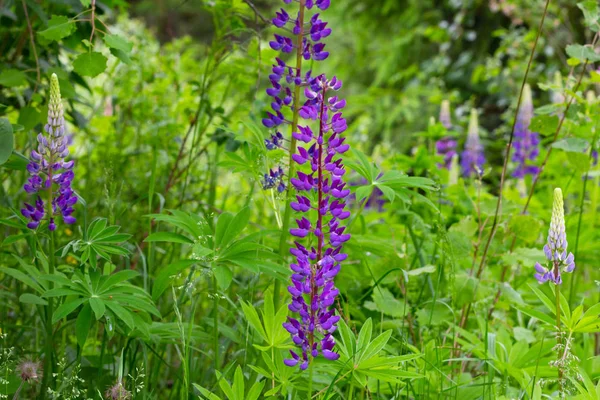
[[261, 0, 333, 185], [22, 73, 77, 230], [435, 100, 457, 170], [284, 75, 348, 369], [534, 188, 575, 285], [460, 109, 485, 178], [512, 84, 540, 178]]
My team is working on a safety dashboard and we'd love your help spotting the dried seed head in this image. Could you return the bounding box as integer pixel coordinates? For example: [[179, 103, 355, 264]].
[[105, 382, 132, 400], [17, 360, 42, 382]]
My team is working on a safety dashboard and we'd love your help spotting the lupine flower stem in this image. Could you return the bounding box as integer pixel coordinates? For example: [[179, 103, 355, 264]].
[[41, 232, 55, 399], [275, 1, 307, 309], [555, 283, 563, 395]]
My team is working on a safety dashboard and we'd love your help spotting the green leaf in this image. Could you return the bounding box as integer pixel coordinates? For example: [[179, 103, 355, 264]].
[[0, 69, 27, 87], [53, 298, 86, 323], [144, 232, 193, 244], [192, 384, 222, 400], [152, 260, 197, 301], [219, 207, 250, 249], [552, 138, 589, 153], [0, 118, 14, 165], [213, 266, 233, 290], [103, 34, 133, 53], [566, 44, 600, 63], [73, 52, 108, 78], [578, 0, 600, 30], [105, 301, 135, 331], [38, 15, 75, 42], [530, 115, 559, 137], [19, 293, 48, 305], [98, 270, 139, 294], [89, 297, 106, 320], [76, 304, 93, 347]]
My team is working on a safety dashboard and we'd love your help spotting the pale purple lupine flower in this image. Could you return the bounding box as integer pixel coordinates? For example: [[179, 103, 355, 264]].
[[22, 73, 76, 230], [435, 100, 457, 170], [283, 75, 349, 370], [512, 84, 540, 178], [534, 188, 575, 285], [460, 109, 485, 177]]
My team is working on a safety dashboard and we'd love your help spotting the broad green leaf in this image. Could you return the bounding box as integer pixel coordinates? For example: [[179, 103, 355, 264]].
[[105, 301, 135, 331], [152, 260, 197, 301], [19, 293, 47, 305], [73, 51, 108, 78], [0, 118, 14, 165], [76, 304, 93, 347], [219, 207, 250, 250], [216, 371, 235, 400], [361, 330, 392, 361], [103, 34, 133, 53], [0, 266, 44, 293], [193, 384, 222, 400], [552, 138, 589, 153], [0, 69, 27, 87], [241, 300, 268, 342], [233, 366, 244, 400], [98, 270, 139, 294], [89, 297, 106, 320], [145, 232, 193, 244], [53, 298, 86, 323], [566, 44, 600, 62], [246, 380, 265, 400], [356, 318, 373, 359], [213, 266, 233, 290], [38, 15, 75, 41]]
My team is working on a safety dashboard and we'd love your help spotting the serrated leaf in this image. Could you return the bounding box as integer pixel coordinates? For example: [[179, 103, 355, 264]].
[[38, 15, 75, 41], [73, 52, 107, 78]]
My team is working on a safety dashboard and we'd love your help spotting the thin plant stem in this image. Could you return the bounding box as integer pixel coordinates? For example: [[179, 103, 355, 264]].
[[458, 0, 551, 330], [274, 0, 307, 309], [555, 283, 563, 396], [213, 275, 219, 370], [308, 363, 313, 398]]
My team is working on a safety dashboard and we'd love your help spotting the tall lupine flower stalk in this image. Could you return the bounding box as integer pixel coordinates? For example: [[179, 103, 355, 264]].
[[534, 188, 575, 285], [283, 75, 349, 370], [22, 73, 76, 230], [264, 0, 333, 306], [460, 109, 485, 177], [435, 100, 457, 170], [512, 84, 540, 178], [533, 188, 574, 395]]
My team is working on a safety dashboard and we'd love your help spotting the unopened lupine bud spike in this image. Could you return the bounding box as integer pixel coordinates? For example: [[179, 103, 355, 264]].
[[534, 188, 575, 285], [435, 100, 456, 170]]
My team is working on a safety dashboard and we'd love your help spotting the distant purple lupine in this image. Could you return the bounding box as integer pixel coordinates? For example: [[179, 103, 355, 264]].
[[460, 109, 485, 177], [435, 100, 457, 170], [262, 0, 332, 187], [512, 84, 540, 178], [22, 74, 76, 230], [534, 188, 575, 285], [283, 75, 349, 370]]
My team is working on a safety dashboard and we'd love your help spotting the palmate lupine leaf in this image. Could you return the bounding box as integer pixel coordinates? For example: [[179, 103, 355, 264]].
[[148, 208, 281, 293], [40, 268, 158, 346], [63, 218, 132, 269], [333, 318, 423, 386], [240, 290, 289, 351], [193, 366, 265, 400]]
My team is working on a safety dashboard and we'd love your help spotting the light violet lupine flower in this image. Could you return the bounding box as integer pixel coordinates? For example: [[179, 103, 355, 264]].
[[512, 84, 540, 178], [534, 188, 575, 285], [283, 75, 349, 370], [460, 109, 485, 177], [22, 73, 77, 230], [435, 100, 457, 170]]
